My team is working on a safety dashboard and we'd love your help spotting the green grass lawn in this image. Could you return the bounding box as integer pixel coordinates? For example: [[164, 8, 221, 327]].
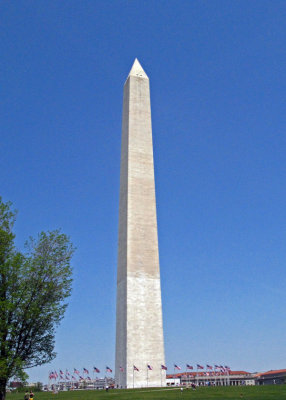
[[6, 385, 286, 400]]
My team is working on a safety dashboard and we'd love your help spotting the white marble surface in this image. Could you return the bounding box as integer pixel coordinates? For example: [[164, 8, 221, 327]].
[[115, 59, 165, 388]]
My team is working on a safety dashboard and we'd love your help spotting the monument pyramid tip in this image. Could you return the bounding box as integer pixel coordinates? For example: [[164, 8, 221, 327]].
[[128, 58, 148, 79]]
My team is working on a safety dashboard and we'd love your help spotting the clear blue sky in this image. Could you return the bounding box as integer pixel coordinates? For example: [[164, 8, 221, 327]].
[[1, 0, 286, 383]]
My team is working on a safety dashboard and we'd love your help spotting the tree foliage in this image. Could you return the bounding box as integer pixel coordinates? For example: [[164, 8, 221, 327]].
[[0, 197, 74, 399]]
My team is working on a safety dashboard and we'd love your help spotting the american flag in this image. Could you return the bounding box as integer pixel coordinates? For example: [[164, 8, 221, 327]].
[[87, 376, 91, 380], [94, 367, 100, 373], [49, 372, 55, 380], [60, 370, 64, 375], [66, 370, 70, 376], [79, 376, 84, 380], [161, 365, 167, 370], [147, 365, 153, 370], [186, 364, 193, 370], [83, 368, 89, 374], [174, 364, 181, 370], [120, 366, 124, 372], [207, 365, 213, 369], [214, 365, 220, 369], [106, 366, 112, 373], [72, 376, 76, 380], [197, 364, 204, 369], [133, 365, 139, 371], [65, 375, 69, 380], [225, 366, 231, 370], [74, 368, 80, 375], [54, 371, 58, 379]]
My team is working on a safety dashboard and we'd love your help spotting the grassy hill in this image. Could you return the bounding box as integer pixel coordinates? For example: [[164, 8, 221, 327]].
[[7, 385, 286, 400]]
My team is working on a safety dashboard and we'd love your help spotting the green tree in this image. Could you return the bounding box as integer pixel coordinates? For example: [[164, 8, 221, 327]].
[[0, 197, 74, 399]]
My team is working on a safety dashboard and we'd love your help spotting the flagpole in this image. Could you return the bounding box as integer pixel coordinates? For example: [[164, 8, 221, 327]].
[[133, 366, 134, 389], [185, 365, 187, 386], [224, 369, 226, 386], [146, 365, 148, 388], [186, 365, 189, 386]]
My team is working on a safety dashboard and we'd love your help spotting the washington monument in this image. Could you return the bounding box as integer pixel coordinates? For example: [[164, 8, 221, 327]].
[[115, 59, 165, 388]]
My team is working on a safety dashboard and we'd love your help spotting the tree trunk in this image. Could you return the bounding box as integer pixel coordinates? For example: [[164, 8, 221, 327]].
[[0, 377, 7, 400]]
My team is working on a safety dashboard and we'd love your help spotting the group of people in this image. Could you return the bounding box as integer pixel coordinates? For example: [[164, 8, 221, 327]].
[[24, 391, 34, 400]]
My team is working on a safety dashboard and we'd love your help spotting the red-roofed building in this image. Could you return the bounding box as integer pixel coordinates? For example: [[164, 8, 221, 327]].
[[166, 371, 256, 386], [256, 369, 286, 385]]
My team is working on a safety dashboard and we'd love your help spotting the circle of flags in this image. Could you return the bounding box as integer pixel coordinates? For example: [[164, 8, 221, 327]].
[[49, 364, 231, 382]]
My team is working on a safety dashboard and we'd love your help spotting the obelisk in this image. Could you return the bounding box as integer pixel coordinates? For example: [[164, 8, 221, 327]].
[[115, 59, 165, 388]]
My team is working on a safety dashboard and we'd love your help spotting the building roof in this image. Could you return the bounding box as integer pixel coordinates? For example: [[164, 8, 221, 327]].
[[229, 371, 251, 376], [256, 369, 286, 377], [167, 371, 250, 379]]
